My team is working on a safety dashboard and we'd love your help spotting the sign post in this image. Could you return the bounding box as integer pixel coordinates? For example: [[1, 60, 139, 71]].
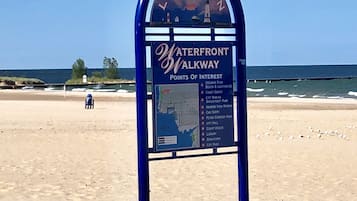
[[135, 0, 248, 200]]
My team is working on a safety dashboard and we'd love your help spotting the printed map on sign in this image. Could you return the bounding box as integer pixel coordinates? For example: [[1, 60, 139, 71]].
[[155, 83, 200, 151]]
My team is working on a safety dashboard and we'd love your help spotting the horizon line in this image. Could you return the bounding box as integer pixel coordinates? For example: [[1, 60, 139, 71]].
[[1, 63, 357, 70]]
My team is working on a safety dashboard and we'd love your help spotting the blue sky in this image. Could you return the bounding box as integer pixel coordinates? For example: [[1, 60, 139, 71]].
[[0, 0, 356, 69]]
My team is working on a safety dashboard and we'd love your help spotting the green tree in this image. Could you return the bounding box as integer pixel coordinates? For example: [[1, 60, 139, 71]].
[[91, 71, 103, 78], [103, 57, 118, 79], [71, 58, 87, 79]]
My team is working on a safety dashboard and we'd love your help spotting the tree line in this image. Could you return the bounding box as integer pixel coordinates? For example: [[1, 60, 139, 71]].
[[71, 57, 119, 80]]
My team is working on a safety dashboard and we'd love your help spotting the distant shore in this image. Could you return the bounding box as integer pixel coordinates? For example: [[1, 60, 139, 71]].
[[0, 79, 135, 90]]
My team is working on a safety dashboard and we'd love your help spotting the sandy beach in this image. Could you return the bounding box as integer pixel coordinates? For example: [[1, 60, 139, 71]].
[[0, 90, 356, 201]]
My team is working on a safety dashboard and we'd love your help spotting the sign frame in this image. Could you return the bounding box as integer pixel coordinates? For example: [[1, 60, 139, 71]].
[[135, 0, 248, 201]]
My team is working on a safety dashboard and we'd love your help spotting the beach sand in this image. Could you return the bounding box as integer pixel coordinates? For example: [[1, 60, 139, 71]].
[[0, 90, 356, 201]]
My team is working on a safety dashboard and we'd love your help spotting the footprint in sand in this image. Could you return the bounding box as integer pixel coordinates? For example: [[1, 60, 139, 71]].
[[0, 182, 16, 193]]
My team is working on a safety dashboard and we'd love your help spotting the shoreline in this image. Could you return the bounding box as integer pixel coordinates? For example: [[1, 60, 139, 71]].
[[1, 89, 357, 101], [0, 89, 136, 101], [1, 89, 356, 110]]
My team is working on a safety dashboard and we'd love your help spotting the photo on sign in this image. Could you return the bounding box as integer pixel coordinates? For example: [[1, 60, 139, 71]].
[[151, 0, 231, 26], [154, 83, 200, 151]]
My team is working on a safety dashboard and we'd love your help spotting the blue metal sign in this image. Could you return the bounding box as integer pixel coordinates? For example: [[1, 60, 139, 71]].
[[152, 41, 234, 152], [135, 0, 249, 201]]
